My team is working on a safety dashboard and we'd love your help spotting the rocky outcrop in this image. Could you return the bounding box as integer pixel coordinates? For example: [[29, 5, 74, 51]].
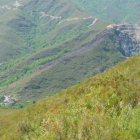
[[108, 23, 140, 57]]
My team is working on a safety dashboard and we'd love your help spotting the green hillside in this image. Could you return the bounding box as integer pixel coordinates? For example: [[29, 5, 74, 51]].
[[0, 25, 127, 108], [71, 0, 140, 23], [1, 0, 140, 109], [0, 52, 140, 140], [0, 0, 110, 106], [0, 108, 14, 117], [0, 0, 111, 106], [0, 1, 140, 139], [0, 0, 31, 62], [0, 0, 93, 63], [2, 22, 140, 108]]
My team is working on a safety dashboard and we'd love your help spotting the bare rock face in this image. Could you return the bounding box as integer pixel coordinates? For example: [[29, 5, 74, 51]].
[[108, 23, 140, 57]]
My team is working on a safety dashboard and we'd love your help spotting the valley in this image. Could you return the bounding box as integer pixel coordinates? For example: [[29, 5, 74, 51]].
[[0, 0, 140, 139], [1, 22, 140, 107], [0, 0, 140, 108], [0, 0, 111, 107]]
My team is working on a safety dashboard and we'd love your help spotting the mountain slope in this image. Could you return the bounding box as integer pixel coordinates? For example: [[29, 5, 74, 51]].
[[71, 0, 140, 24], [0, 52, 140, 140], [0, 0, 93, 63], [0, 108, 14, 117], [0, 0, 111, 106], [0, 0, 34, 62], [1, 23, 140, 107], [1, 0, 140, 108]]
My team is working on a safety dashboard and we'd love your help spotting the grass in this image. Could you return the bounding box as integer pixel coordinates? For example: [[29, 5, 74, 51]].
[[0, 108, 14, 117], [0, 52, 140, 139]]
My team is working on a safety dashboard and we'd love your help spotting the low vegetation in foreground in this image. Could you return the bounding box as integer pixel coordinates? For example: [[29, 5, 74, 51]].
[[0, 53, 140, 140]]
